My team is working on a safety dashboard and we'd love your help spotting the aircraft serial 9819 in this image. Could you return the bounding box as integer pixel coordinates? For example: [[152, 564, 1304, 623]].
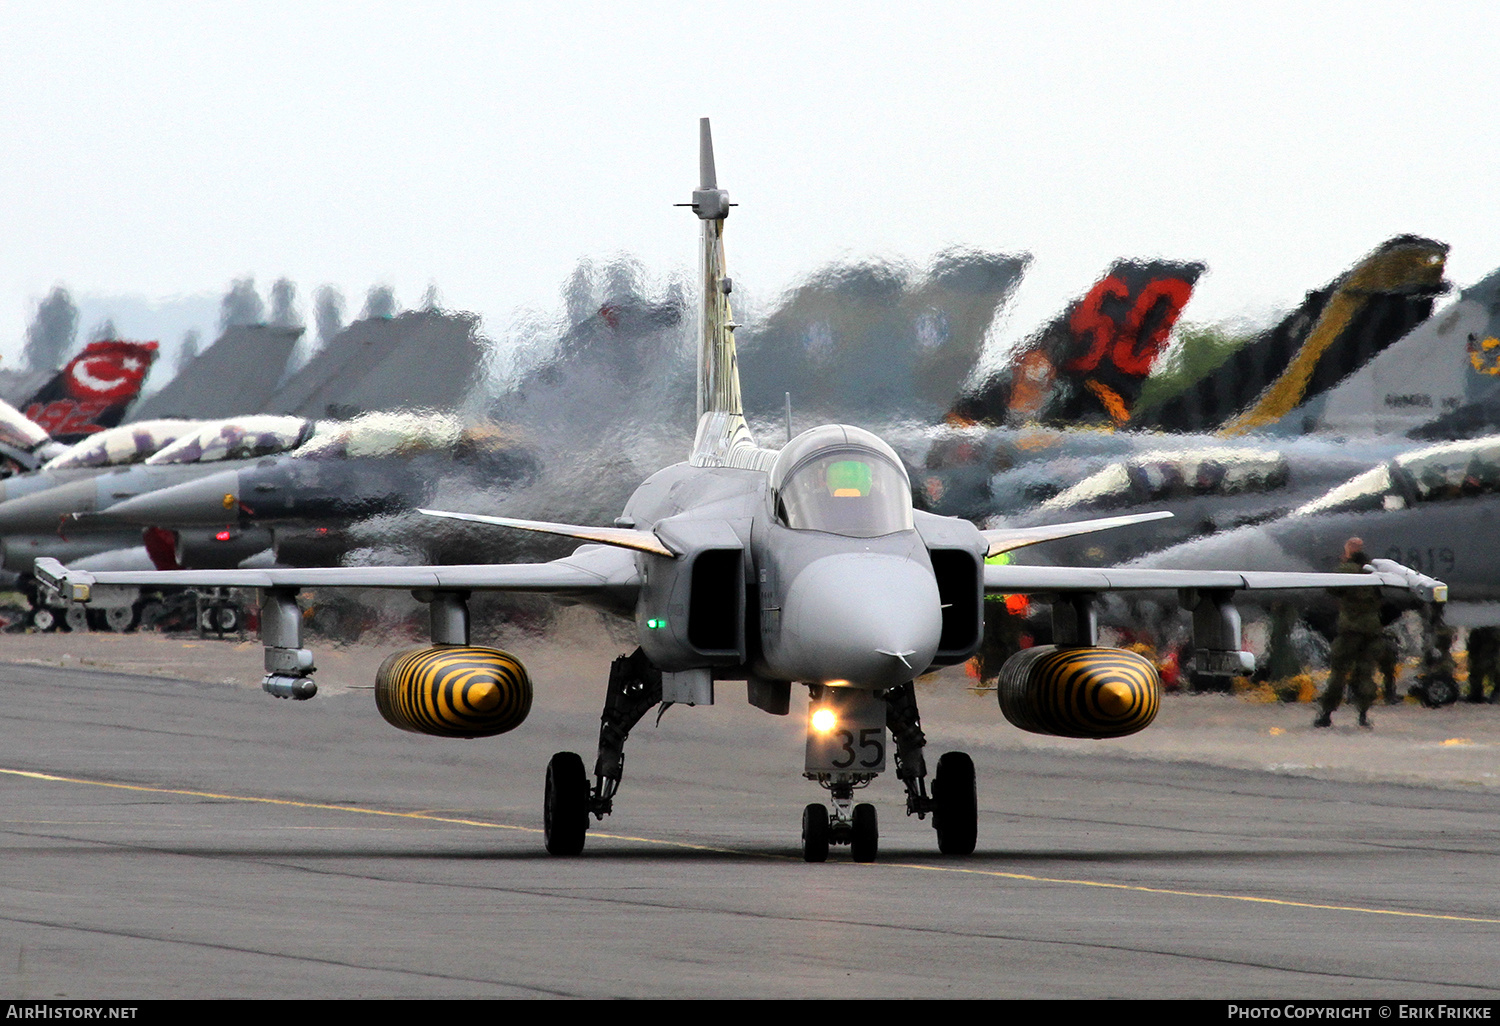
[[37, 121, 1450, 863]]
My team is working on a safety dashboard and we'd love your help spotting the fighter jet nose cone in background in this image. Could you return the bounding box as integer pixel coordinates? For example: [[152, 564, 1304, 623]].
[[92, 469, 242, 528], [778, 553, 942, 688], [0, 477, 103, 532]]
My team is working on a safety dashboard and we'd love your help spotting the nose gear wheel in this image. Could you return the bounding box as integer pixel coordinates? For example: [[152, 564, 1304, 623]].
[[850, 803, 878, 862], [801, 803, 829, 862]]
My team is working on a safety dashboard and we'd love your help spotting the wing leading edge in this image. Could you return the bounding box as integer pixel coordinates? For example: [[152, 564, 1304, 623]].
[[984, 558, 1448, 604], [35, 550, 643, 605]]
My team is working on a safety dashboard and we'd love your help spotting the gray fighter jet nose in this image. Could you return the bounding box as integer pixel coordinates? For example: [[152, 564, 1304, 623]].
[[94, 469, 242, 528], [779, 553, 942, 688]]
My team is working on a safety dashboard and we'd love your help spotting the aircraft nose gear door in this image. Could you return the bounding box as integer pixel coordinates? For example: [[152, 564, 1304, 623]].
[[803, 686, 886, 862]]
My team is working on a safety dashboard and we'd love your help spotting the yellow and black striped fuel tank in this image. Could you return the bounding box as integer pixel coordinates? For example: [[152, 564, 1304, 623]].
[[996, 645, 1160, 739], [375, 645, 533, 738]]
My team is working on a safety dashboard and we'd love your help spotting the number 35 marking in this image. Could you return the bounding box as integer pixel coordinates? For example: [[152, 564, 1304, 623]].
[[830, 728, 885, 770]]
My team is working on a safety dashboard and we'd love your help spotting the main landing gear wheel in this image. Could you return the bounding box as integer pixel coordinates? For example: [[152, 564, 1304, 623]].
[[215, 604, 240, 633], [102, 605, 137, 633], [1419, 676, 1459, 708], [801, 803, 829, 863], [850, 803, 878, 863], [932, 751, 977, 856], [63, 605, 89, 633], [543, 751, 589, 856], [29, 606, 57, 632]]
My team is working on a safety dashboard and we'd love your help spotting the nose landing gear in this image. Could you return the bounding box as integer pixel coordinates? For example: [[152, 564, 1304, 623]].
[[800, 682, 975, 862], [800, 791, 879, 863]]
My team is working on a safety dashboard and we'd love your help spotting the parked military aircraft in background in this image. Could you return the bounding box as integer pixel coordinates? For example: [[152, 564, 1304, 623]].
[[1135, 435, 1500, 624], [77, 411, 541, 568], [129, 326, 303, 422], [1330, 267, 1500, 442], [992, 438, 1419, 569], [128, 310, 487, 424], [951, 259, 1205, 428], [262, 310, 487, 420], [0, 416, 316, 578], [0, 419, 208, 509], [1131, 235, 1449, 435], [38, 120, 1447, 863], [942, 264, 1500, 579], [0, 398, 68, 473], [0, 340, 160, 444], [908, 242, 1469, 526], [0, 417, 210, 626], [738, 249, 1029, 426]]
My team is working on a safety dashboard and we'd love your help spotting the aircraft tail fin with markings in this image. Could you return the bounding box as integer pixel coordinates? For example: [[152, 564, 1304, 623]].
[[1333, 266, 1500, 441], [19, 339, 160, 444], [1130, 236, 1449, 436], [686, 119, 776, 473], [949, 260, 1205, 428]]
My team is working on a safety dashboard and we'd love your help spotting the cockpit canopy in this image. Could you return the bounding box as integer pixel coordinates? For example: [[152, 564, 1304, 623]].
[[1039, 448, 1290, 513], [292, 411, 467, 460], [0, 402, 49, 455], [145, 416, 314, 466], [1296, 436, 1500, 517], [42, 420, 206, 472], [769, 425, 914, 538]]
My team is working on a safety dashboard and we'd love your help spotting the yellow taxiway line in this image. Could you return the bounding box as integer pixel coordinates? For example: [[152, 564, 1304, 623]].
[[4, 765, 1496, 925]]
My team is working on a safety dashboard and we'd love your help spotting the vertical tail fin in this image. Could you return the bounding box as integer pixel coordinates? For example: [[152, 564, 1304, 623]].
[[24, 339, 160, 443], [948, 260, 1203, 428], [686, 118, 774, 471]]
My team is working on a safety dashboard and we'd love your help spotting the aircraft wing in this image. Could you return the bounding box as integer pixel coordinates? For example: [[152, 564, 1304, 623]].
[[34, 551, 642, 602], [981, 511, 1173, 557], [984, 558, 1447, 603]]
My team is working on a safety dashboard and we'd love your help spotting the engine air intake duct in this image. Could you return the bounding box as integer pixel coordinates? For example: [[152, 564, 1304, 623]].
[[997, 645, 1160, 739], [375, 645, 533, 738]]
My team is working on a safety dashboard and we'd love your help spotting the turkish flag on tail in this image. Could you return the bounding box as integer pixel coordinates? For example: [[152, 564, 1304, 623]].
[[25, 340, 159, 443]]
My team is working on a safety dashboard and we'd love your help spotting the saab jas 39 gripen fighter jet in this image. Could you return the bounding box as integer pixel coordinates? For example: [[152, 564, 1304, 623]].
[[36, 121, 1450, 862]]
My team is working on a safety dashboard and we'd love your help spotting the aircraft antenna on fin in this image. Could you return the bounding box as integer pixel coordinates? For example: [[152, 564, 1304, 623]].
[[685, 118, 775, 472]]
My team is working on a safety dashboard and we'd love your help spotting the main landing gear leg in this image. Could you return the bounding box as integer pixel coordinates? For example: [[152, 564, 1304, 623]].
[[885, 683, 930, 817], [544, 648, 661, 857], [885, 682, 978, 857]]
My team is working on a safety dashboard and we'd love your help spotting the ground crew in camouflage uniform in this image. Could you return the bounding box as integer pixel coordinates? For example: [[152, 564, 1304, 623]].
[[1314, 537, 1381, 729], [1377, 605, 1403, 704]]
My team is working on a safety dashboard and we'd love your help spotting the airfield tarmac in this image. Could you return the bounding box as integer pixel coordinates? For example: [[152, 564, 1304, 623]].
[[1, 617, 1497, 999]]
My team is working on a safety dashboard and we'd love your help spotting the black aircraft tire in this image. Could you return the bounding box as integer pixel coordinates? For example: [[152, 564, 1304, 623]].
[[850, 803, 878, 863], [1421, 677, 1459, 708], [801, 803, 829, 863], [215, 605, 240, 633], [543, 752, 589, 857], [30, 607, 57, 632], [933, 751, 978, 856]]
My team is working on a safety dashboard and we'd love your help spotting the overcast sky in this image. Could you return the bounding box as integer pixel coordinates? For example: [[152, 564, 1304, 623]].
[[1, 1, 1497, 370]]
